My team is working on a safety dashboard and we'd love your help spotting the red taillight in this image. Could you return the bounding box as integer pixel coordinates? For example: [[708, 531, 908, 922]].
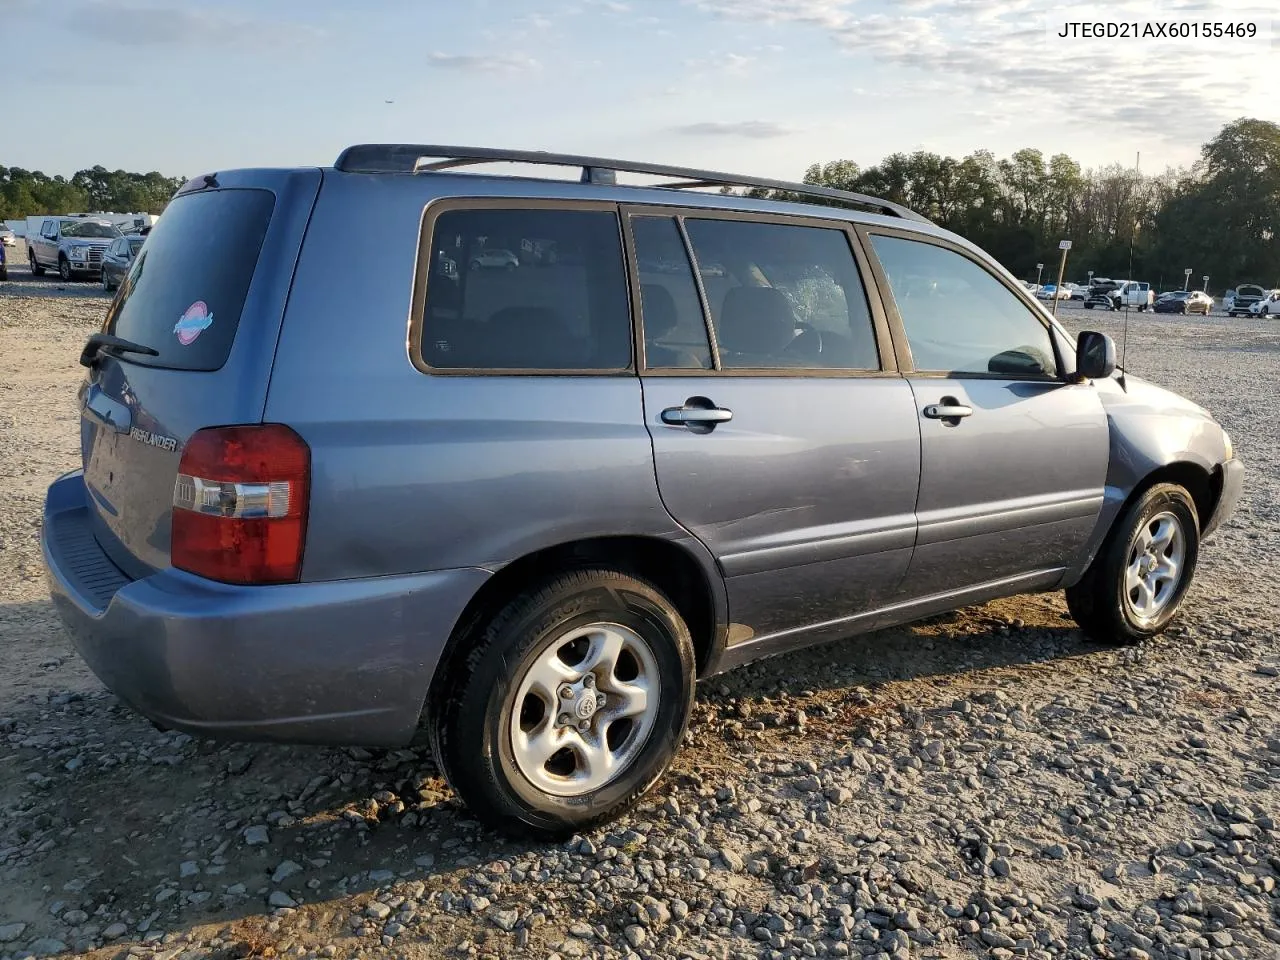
[[171, 424, 310, 584]]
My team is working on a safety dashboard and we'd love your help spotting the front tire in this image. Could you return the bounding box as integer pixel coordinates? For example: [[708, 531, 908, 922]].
[[58, 257, 71, 282], [430, 568, 696, 839], [1066, 483, 1200, 645]]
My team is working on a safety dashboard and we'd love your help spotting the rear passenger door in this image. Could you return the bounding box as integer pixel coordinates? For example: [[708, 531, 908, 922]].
[[627, 209, 921, 647], [861, 229, 1109, 601]]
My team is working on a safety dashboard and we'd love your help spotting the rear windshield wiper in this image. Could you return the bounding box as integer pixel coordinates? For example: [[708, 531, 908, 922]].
[[80, 333, 160, 368]]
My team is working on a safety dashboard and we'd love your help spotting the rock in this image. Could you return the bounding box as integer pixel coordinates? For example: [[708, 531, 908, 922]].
[[488, 908, 519, 932], [894, 909, 920, 931], [383, 921, 404, 937], [368, 869, 394, 883], [793, 775, 822, 792], [271, 860, 303, 884], [1255, 663, 1279, 677], [1073, 890, 1102, 911], [1227, 823, 1256, 840], [268, 891, 297, 909], [242, 825, 270, 846], [226, 755, 252, 775], [981, 929, 1017, 949], [825, 786, 853, 805], [61, 910, 88, 925], [638, 895, 671, 927], [366, 902, 392, 920], [1043, 844, 1068, 860], [102, 923, 128, 940], [466, 895, 491, 914], [179, 860, 199, 878], [27, 938, 69, 957], [0, 923, 27, 943], [719, 848, 744, 872], [624, 924, 646, 948]]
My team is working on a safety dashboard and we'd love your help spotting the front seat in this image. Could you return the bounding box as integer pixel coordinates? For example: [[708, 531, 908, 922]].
[[716, 287, 796, 366]]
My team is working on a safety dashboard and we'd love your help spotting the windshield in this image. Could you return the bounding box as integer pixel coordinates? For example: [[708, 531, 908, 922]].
[[62, 220, 121, 239]]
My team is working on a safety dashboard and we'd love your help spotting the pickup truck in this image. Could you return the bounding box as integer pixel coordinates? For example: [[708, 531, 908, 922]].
[[27, 216, 121, 282], [1084, 279, 1154, 312]]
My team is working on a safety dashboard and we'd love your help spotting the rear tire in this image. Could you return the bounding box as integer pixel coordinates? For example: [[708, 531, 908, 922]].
[[30, 252, 44, 276], [429, 568, 696, 839], [1066, 483, 1200, 645]]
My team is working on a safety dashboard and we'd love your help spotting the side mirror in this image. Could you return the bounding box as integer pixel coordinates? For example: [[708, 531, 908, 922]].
[[1076, 330, 1116, 380]]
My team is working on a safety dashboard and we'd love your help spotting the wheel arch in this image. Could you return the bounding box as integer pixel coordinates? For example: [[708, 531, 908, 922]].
[[422, 535, 727, 730], [1065, 458, 1222, 587]]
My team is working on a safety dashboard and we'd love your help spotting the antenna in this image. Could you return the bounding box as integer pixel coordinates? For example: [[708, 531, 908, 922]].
[[1117, 151, 1139, 393]]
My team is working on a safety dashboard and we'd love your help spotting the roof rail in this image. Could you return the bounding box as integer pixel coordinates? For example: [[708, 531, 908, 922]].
[[333, 144, 932, 224]]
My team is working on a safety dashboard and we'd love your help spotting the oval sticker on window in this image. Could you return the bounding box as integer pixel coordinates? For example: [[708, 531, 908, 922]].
[[174, 301, 214, 345]]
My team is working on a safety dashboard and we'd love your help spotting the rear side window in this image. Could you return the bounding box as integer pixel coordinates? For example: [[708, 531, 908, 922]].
[[683, 218, 880, 370], [420, 207, 632, 371], [104, 188, 274, 371]]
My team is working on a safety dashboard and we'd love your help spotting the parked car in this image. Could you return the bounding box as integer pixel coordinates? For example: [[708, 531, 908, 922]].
[[100, 234, 145, 292], [1247, 290, 1280, 318], [1036, 283, 1070, 300], [41, 145, 1244, 838], [1226, 283, 1267, 317], [27, 217, 121, 281], [0, 224, 16, 247], [1153, 291, 1213, 315], [469, 247, 519, 270], [1067, 282, 1088, 301], [1085, 280, 1153, 311]]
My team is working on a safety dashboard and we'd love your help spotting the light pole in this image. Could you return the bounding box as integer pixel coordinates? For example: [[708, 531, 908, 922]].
[[1036, 263, 1044, 287]]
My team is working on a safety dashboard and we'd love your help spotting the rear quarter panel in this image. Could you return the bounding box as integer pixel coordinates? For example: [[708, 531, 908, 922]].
[[265, 172, 689, 581]]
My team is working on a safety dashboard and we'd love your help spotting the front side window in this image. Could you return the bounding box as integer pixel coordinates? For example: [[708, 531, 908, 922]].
[[421, 208, 631, 371], [682, 218, 879, 370], [869, 235, 1058, 378]]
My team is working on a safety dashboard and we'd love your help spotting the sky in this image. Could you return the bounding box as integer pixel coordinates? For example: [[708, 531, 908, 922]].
[[3, 0, 1275, 182]]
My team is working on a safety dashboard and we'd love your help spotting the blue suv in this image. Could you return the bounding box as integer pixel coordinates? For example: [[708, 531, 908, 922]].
[[42, 145, 1243, 837]]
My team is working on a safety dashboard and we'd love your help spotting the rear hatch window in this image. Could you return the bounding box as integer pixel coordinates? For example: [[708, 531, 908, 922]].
[[104, 188, 275, 371]]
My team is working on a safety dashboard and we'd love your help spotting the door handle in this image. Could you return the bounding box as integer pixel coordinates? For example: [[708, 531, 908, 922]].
[[661, 407, 733, 425], [660, 397, 733, 432], [922, 400, 973, 420]]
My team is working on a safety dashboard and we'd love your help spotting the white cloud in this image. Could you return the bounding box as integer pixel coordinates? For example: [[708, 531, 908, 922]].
[[687, 0, 1272, 147], [426, 52, 541, 73], [673, 120, 796, 138], [61, 0, 322, 47]]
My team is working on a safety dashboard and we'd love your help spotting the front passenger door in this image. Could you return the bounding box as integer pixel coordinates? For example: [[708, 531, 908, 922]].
[[864, 231, 1110, 601]]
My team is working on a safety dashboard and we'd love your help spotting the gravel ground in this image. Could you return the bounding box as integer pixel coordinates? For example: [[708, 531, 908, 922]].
[[1, 265, 1278, 960]]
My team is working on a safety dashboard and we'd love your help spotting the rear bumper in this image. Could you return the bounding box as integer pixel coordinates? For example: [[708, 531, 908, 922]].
[[42, 470, 490, 746], [1204, 457, 1244, 540]]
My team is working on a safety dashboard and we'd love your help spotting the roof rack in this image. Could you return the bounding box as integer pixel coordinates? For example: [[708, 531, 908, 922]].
[[333, 144, 932, 224]]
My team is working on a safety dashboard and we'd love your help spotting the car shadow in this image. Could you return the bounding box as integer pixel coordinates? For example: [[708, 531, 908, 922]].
[[0, 592, 1111, 954]]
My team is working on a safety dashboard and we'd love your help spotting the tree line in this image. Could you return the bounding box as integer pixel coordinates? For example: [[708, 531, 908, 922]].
[[5, 118, 1278, 290], [751, 117, 1280, 292], [0, 165, 185, 222]]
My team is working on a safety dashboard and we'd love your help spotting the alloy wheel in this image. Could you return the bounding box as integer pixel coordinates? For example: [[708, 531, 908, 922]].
[[509, 622, 659, 797], [1123, 511, 1186, 625]]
